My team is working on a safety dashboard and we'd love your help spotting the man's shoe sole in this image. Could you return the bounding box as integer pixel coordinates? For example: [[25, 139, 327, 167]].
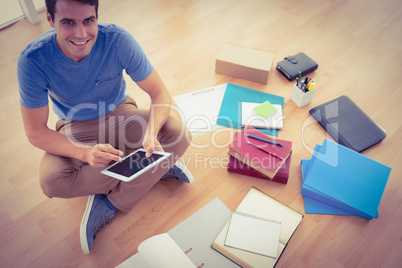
[[80, 195, 95, 254]]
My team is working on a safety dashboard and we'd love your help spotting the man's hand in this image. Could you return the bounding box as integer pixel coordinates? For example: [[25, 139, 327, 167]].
[[84, 144, 123, 168], [142, 129, 164, 157], [136, 69, 170, 157]]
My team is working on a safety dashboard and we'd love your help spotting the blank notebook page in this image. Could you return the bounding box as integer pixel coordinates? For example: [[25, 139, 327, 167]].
[[224, 212, 281, 258]]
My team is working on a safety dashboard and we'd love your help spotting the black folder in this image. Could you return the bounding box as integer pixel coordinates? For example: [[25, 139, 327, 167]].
[[309, 95, 386, 152], [276, 52, 318, 81]]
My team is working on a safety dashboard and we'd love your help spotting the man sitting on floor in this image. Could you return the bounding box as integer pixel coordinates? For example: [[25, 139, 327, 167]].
[[17, 0, 193, 254]]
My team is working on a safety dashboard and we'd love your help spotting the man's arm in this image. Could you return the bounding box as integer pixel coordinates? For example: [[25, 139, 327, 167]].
[[136, 69, 172, 157], [20, 105, 123, 167]]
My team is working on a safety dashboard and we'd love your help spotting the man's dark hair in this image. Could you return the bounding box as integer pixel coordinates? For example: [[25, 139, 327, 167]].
[[46, 0, 99, 22]]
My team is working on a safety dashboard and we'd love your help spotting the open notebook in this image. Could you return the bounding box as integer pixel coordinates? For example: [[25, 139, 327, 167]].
[[212, 187, 303, 268], [225, 212, 281, 258], [117, 198, 238, 268]]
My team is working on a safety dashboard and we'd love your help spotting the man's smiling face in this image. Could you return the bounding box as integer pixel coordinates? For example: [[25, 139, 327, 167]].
[[47, 0, 98, 62]]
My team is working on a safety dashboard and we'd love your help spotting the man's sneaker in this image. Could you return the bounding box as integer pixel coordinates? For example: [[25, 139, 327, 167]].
[[80, 194, 116, 254], [161, 161, 194, 183]]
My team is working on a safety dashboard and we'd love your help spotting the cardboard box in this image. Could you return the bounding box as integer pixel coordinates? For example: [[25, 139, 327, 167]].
[[215, 43, 275, 84]]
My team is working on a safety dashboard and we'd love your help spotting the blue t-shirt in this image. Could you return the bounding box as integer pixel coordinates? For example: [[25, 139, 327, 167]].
[[17, 23, 154, 121]]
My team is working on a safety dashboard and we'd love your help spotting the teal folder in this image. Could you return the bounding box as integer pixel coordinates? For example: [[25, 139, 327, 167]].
[[300, 139, 391, 220], [216, 83, 284, 136]]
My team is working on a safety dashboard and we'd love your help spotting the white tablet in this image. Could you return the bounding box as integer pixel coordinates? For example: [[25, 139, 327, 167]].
[[101, 148, 171, 182]]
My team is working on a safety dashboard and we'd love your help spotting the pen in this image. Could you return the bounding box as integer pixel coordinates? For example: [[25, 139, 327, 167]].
[[247, 142, 284, 160], [298, 71, 301, 84], [247, 134, 283, 146], [306, 81, 311, 90]]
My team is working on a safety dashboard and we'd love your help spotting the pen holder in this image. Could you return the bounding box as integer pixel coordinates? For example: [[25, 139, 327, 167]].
[[290, 83, 316, 107]]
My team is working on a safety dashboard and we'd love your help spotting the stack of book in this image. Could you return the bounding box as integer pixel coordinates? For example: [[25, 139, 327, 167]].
[[300, 139, 392, 220], [227, 125, 292, 184], [212, 187, 303, 268]]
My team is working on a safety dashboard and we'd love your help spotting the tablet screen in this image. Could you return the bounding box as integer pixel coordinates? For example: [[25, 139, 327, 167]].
[[106, 150, 164, 178]]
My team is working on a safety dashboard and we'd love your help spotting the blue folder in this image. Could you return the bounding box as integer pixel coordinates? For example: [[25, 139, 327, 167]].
[[300, 139, 391, 220], [301, 159, 356, 216], [216, 83, 284, 136]]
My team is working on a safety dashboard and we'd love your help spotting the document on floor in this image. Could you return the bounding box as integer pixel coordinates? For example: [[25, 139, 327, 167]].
[[117, 233, 196, 268], [173, 84, 227, 137]]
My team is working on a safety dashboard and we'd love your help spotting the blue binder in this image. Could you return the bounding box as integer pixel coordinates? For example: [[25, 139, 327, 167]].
[[300, 139, 391, 220], [301, 159, 356, 216]]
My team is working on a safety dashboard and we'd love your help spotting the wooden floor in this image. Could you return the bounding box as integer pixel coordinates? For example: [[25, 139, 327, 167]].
[[1, 0, 401, 267]]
